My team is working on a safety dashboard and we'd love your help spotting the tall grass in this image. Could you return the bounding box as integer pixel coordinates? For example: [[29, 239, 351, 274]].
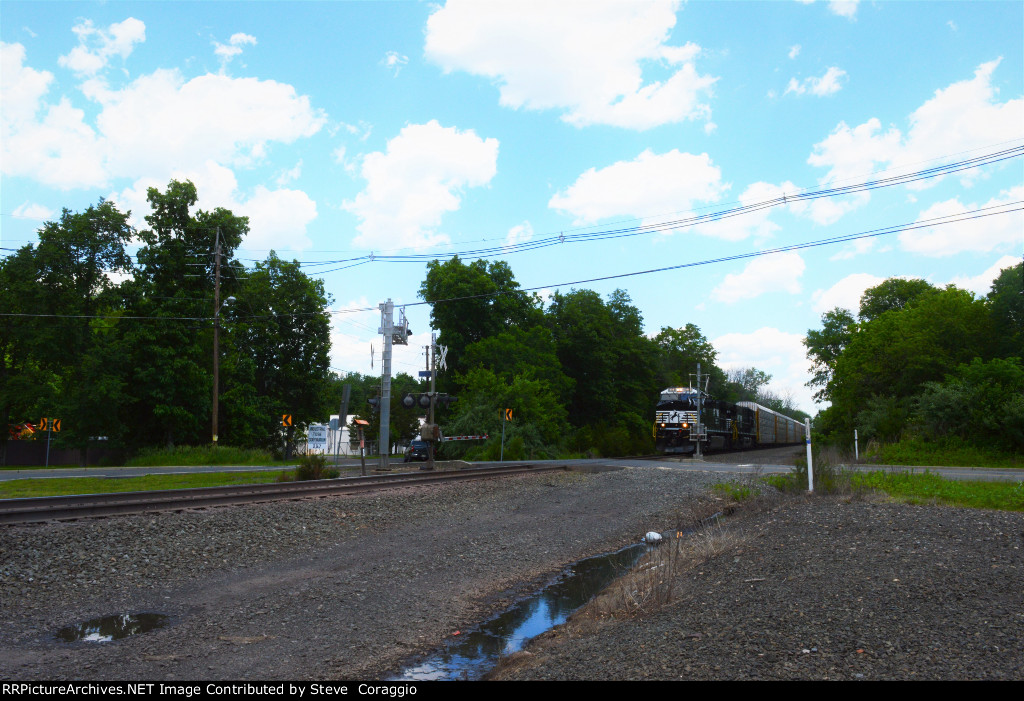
[[851, 470, 1024, 511], [867, 436, 1024, 468], [126, 445, 278, 467], [765, 445, 863, 496]]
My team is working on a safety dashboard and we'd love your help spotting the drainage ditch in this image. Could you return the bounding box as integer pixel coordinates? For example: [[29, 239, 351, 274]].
[[389, 532, 681, 681]]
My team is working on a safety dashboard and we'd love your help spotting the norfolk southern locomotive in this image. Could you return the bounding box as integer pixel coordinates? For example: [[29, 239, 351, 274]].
[[653, 387, 805, 454]]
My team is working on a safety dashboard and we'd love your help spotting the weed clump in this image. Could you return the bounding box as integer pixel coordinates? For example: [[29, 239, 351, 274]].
[[766, 445, 864, 496], [278, 452, 339, 482]]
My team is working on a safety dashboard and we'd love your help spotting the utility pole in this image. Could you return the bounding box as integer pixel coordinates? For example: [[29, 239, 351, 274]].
[[426, 335, 437, 471], [377, 300, 410, 471], [378, 300, 393, 471], [212, 227, 221, 446]]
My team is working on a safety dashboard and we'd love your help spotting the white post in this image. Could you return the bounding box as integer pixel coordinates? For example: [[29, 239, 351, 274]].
[[805, 418, 813, 492], [854, 429, 859, 462]]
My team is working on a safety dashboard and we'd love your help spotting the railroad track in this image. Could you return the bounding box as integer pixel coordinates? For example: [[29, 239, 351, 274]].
[[0, 463, 569, 525]]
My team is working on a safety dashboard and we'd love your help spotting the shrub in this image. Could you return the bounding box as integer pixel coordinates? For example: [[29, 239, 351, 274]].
[[293, 452, 339, 481]]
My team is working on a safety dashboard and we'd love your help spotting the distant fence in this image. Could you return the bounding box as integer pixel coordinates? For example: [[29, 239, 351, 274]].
[[1, 441, 124, 467]]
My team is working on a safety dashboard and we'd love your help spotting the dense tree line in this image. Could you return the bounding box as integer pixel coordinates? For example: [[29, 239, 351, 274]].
[[416, 256, 804, 459], [805, 265, 1024, 452], [1, 181, 332, 462]]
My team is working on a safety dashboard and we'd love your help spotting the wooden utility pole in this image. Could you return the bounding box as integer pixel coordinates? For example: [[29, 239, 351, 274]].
[[212, 227, 221, 445]]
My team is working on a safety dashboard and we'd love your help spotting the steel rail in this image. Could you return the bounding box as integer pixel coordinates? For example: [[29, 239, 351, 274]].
[[0, 464, 568, 525]]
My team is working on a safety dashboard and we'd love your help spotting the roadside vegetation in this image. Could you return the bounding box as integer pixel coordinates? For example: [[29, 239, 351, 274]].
[[863, 437, 1024, 469], [804, 269, 1023, 467], [758, 447, 1024, 512], [0, 470, 281, 500], [125, 445, 283, 467]]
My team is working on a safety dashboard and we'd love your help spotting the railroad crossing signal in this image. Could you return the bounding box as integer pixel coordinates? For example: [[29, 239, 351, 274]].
[[282, 414, 292, 427]]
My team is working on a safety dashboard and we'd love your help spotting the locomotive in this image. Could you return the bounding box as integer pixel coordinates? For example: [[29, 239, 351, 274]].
[[653, 387, 805, 454]]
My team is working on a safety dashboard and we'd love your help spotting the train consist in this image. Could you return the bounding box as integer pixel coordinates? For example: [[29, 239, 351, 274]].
[[653, 386, 805, 455]]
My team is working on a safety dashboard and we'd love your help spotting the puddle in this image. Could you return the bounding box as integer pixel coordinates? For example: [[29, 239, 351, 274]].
[[56, 613, 169, 643], [390, 540, 656, 681]]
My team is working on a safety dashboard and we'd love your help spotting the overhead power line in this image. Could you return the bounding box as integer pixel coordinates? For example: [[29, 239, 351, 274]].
[[3, 200, 1019, 323]]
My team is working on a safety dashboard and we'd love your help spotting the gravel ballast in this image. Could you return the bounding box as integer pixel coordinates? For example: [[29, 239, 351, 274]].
[[1, 465, 1021, 681], [0, 466, 721, 680]]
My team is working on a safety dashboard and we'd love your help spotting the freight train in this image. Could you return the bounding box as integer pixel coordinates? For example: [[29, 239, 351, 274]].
[[653, 386, 805, 454]]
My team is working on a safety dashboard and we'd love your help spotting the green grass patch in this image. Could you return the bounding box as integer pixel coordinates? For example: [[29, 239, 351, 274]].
[[867, 437, 1024, 469], [851, 470, 1024, 511], [0, 470, 281, 499], [125, 445, 282, 467], [710, 481, 760, 502]]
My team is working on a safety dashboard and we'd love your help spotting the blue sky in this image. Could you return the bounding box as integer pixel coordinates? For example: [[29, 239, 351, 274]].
[[3, 1, 1022, 414]]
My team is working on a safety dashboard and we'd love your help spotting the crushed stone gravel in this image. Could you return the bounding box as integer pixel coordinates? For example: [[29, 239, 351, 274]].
[[490, 494, 1024, 681], [2, 465, 1021, 681]]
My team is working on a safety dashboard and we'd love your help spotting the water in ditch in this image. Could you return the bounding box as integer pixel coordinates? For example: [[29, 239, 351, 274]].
[[56, 613, 170, 643], [390, 539, 656, 681]]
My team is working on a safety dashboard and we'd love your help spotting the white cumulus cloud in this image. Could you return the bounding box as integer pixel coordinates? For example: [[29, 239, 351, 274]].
[[425, 0, 716, 130], [713, 327, 815, 412], [4, 32, 327, 192], [58, 17, 146, 77], [949, 256, 1021, 296], [214, 32, 257, 65], [505, 221, 534, 249], [12, 202, 54, 221], [344, 121, 499, 250], [811, 272, 885, 314], [806, 59, 1023, 224], [900, 185, 1024, 257], [785, 66, 847, 96], [549, 149, 726, 228], [111, 161, 318, 253], [712, 252, 806, 303]]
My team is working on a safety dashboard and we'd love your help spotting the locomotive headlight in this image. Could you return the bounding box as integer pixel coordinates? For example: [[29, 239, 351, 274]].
[[682, 422, 689, 428], [660, 423, 665, 427]]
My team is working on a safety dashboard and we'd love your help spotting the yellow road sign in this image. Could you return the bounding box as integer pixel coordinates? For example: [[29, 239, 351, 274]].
[[39, 418, 49, 431], [53, 419, 61, 432], [282, 414, 292, 427], [505, 408, 513, 421]]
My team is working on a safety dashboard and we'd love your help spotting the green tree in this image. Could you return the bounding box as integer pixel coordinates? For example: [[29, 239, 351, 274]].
[[724, 367, 772, 403], [916, 357, 1024, 450], [827, 286, 992, 439], [1, 201, 135, 459], [462, 326, 574, 404], [545, 288, 658, 438], [986, 261, 1023, 358], [125, 180, 249, 449], [653, 323, 721, 390], [444, 367, 569, 459], [804, 308, 856, 404], [858, 278, 936, 322], [419, 256, 542, 380], [223, 252, 333, 451]]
